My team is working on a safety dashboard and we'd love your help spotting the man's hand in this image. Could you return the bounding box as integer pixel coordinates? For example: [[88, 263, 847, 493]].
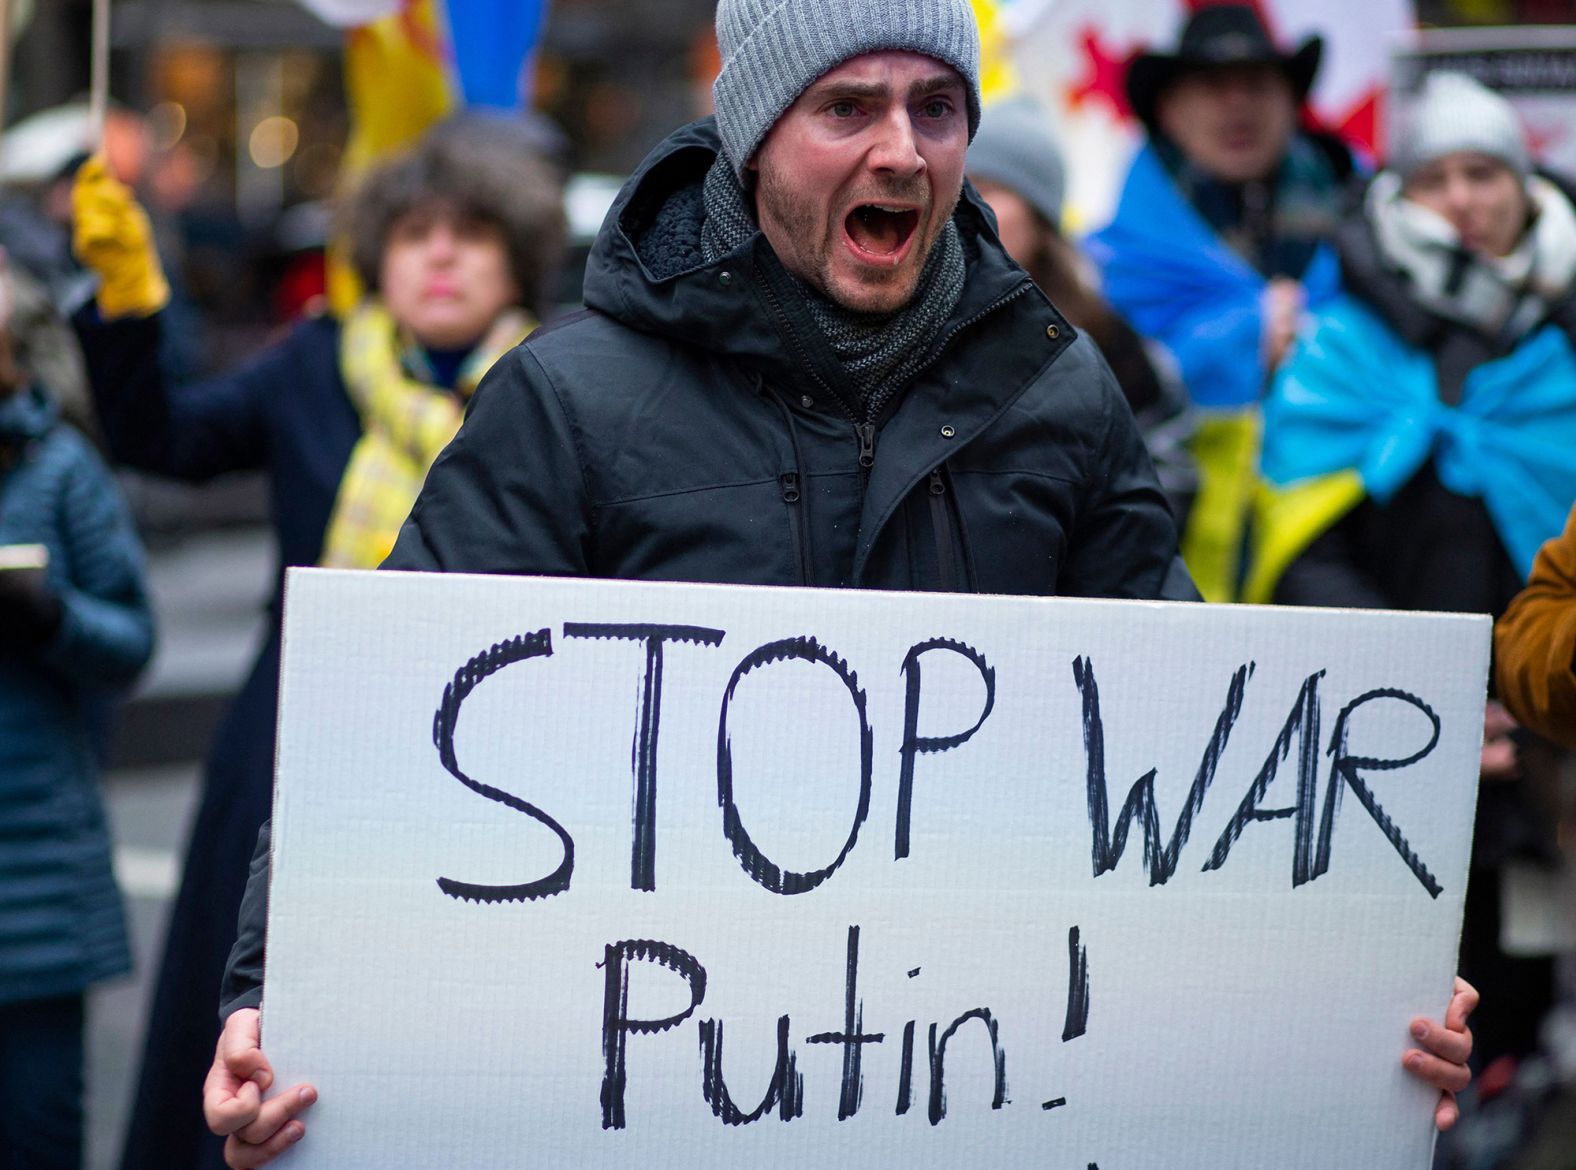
[[1261, 276, 1306, 370], [203, 1008, 318, 1168], [1481, 700, 1521, 782], [1403, 977, 1478, 1131]]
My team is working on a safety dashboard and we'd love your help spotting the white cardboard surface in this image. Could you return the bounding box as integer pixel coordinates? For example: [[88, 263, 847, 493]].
[[266, 568, 1489, 1169]]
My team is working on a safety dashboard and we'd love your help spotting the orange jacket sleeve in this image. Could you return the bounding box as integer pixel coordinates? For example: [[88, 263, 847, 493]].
[[1496, 506, 1576, 748]]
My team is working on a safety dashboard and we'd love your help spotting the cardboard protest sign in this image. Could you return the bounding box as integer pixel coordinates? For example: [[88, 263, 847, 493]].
[[265, 568, 1487, 1168]]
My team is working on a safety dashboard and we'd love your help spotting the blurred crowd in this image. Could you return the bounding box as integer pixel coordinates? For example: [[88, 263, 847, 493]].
[[2, 3, 1576, 1169]]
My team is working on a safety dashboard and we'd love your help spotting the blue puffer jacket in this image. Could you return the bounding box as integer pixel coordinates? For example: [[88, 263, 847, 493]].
[[0, 385, 153, 1004]]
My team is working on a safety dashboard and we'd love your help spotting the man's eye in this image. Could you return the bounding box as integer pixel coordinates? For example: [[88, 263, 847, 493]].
[[921, 98, 954, 119], [828, 101, 857, 118]]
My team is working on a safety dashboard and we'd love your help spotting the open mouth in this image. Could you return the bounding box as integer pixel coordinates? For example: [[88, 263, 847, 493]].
[[845, 204, 920, 258]]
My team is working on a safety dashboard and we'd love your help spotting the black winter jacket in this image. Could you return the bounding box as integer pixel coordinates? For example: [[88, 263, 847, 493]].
[[384, 119, 1192, 597], [220, 119, 1193, 1018]]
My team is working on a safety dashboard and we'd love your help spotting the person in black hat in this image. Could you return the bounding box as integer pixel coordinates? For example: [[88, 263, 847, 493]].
[[1087, 2, 1357, 603]]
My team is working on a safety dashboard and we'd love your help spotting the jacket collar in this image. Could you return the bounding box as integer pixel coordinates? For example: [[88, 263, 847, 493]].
[[0, 384, 56, 446]]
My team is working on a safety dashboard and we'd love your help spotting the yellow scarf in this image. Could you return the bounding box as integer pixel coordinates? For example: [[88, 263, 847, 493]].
[[319, 301, 533, 569]]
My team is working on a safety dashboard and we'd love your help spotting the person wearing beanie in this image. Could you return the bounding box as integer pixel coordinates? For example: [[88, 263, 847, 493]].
[[968, 96, 1197, 529], [1251, 69, 1576, 1079], [0, 252, 153, 1170], [1085, 3, 1357, 604], [201, 3, 1475, 1161]]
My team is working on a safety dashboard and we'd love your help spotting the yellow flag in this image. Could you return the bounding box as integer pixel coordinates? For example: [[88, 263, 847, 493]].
[[329, 0, 458, 313], [971, 0, 1018, 102]]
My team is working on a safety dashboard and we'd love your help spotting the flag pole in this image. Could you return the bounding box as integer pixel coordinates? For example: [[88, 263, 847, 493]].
[[0, 0, 13, 144], [89, 0, 111, 151]]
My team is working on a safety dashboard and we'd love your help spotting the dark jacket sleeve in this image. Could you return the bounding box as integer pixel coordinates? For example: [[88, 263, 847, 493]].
[[74, 306, 272, 481], [1061, 360, 1199, 602], [1495, 506, 1576, 748], [40, 430, 155, 689], [219, 819, 270, 1021], [384, 344, 593, 574]]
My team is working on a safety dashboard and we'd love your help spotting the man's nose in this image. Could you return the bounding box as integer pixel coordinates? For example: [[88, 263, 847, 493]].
[[867, 110, 925, 176]]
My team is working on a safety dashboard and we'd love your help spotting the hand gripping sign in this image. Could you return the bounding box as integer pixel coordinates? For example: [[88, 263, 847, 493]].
[[263, 568, 1485, 1169]]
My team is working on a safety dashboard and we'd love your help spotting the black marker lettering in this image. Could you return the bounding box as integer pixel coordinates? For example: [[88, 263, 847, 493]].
[[896, 1020, 916, 1115], [807, 925, 885, 1119], [1315, 689, 1444, 897], [698, 1015, 804, 1124], [432, 632, 574, 903], [1073, 657, 1252, 885], [1203, 671, 1324, 882], [895, 638, 996, 859], [927, 1008, 1007, 1125], [563, 623, 725, 892], [717, 637, 873, 894], [1062, 926, 1089, 1043], [598, 939, 707, 1130]]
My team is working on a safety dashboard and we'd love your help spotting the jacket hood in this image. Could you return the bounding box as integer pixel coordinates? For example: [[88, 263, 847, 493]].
[[0, 384, 56, 445], [581, 117, 1031, 389]]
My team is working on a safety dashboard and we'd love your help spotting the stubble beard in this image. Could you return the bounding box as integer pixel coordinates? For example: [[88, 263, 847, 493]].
[[754, 161, 957, 316]]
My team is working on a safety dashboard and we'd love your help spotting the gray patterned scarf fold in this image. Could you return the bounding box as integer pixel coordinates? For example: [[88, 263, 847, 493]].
[[700, 157, 964, 419]]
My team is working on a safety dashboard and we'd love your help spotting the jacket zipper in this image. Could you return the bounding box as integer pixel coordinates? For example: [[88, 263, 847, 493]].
[[927, 280, 1036, 368], [779, 471, 813, 585], [857, 280, 1040, 480], [856, 423, 877, 474], [754, 261, 877, 482], [761, 267, 1040, 587], [928, 468, 958, 592]]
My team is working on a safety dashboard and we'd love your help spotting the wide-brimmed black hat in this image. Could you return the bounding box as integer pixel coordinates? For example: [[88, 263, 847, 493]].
[[1126, 3, 1323, 129]]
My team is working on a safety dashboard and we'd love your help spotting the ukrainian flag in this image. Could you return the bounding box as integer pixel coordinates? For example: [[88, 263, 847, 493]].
[[301, 0, 549, 308], [971, 0, 1019, 101]]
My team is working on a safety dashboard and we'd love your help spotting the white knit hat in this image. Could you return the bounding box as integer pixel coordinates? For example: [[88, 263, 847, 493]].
[[1389, 71, 1530, 179], [711, 0, 981, 179]]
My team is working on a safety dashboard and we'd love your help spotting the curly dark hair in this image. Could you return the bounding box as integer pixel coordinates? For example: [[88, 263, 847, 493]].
[[340, 113, 567, 317]]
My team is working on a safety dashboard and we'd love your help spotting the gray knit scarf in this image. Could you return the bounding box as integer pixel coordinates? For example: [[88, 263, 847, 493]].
[[700, 157, 965, 419]]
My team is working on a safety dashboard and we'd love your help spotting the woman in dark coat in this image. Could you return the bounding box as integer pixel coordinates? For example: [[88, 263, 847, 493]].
[[69, 116, 565, 1170], [0, 258, 154, 1169]]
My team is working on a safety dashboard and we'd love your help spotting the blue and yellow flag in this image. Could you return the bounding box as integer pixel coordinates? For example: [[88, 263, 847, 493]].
[[303, 0, 550, 310]]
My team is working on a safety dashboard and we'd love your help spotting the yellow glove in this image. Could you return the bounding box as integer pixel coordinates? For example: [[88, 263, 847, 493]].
[[71, 155, 170, 319]]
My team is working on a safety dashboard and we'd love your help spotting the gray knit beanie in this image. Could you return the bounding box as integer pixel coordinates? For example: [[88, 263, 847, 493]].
[[1389, 71, 1530, 180], [712, 0, 982, 178], [966, 96, 1066, 228]]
